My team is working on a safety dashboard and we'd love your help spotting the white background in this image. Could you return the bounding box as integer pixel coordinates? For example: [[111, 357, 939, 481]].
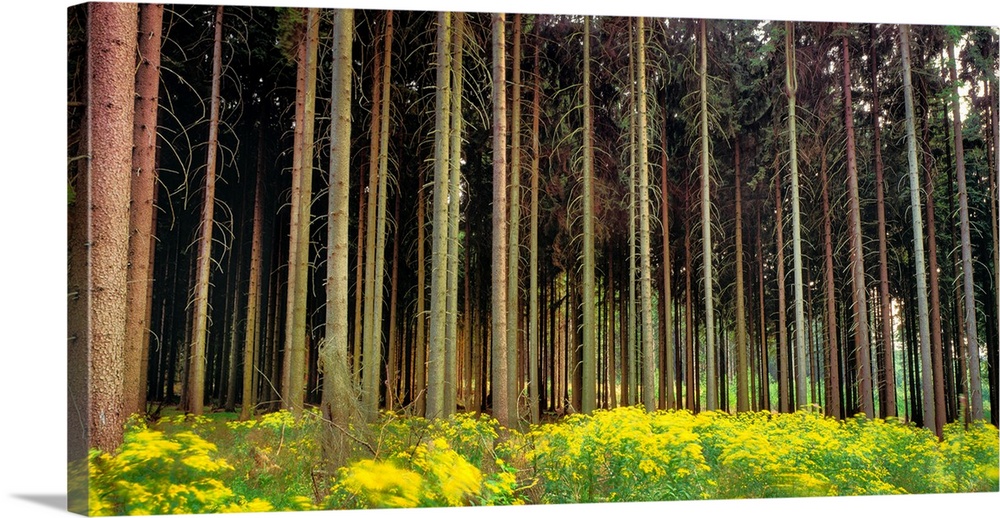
[[1, 1, 997, 517]]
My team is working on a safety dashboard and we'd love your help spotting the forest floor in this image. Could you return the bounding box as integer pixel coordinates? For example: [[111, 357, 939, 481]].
[[82, 405, 999, 515]]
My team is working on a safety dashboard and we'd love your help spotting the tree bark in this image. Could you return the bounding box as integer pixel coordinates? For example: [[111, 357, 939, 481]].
[[842, 26, 874, 418], [699, 19, 717, 411], [900, 24, 937, 433], [446, 11, 463, 416], [321, 7, 356, 469], [786, 22, 808, 410], [637, 17, 657, 413], [187, 6, 223, 416], [490, 12, 510, 426], [581, 15, 598, 414], [528, 19, 542, 423], [734, 138, 748, 413], [125, 3, 163, 417]]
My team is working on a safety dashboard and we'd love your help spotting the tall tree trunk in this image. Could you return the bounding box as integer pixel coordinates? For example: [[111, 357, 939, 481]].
[[900, 25, 937, 433], [870, 24, 897, 419], [637, 17, 657, 412], [507, 13, 524, 420], [125, 3, 163, 417], [80, 1, 137, 450], [734, 139, 748, 412], [842, 26, 874, 418], [581, 15, 598, 413], [427, 11, 452, 420], [627, 19, 638, 406], [187, 6, 223, 416], [786, 22, 808, 410], [490, 12, 510, 426], [415, 166, 427, 415], [386, 186, 402, 410], [699, 19, 717, 411], [661, 93, 675, 410], [321, 7, 356, 468], [366, 11, 394, 420], [948, 39, 984, 421], [528, 19, 542, 423], [445, 12, 463, 416]]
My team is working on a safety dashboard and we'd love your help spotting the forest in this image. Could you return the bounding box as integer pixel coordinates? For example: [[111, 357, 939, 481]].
[[67, 2, 999, 514]]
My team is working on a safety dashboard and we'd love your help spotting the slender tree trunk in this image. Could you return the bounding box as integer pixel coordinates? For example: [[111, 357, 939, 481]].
[[124, 3, 163, 417], [529, 19, 542, 423], [321, 7, 356, 468], [948, 40, 984, 421], [415, 165, 427, 415], [685, 205, 695, 411], [490, 12, 510, 426], [386, 169, 402, 411], [818, 139, 841, 419], [869, 24, 898, 419], [444, 11, 463, 416], [661, 94, 675, 410], [900, 25, 937, 433], [637, 17, 657, 412], [734, 139, 749, 412], [187, 6, 223, 416], [699, 19, 717, 411], [366, 11, 394, 419], [757, 206, 771, 411], [627, 19, 638, 407], [842, 26, 874, 418], [785, 22, 808, 410], [241, 128, 266, 420], [580, 15, 598, 413], [775, 142, 789, 413]]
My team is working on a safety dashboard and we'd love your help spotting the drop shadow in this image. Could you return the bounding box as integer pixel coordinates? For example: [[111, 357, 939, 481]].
[[12, 494, 66, 511]]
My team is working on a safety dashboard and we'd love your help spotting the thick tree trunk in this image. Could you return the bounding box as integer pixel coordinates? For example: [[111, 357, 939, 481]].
[[627, 20, 638, 406], [427, 11, 452, 420], [321, 7, 356, 469], [490, 12, 510, 426], [125, 3, 163, 417], [187, 6, 223, 416]]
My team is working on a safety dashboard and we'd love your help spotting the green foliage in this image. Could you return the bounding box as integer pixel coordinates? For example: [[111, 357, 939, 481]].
[[89, 407, 999, 513]]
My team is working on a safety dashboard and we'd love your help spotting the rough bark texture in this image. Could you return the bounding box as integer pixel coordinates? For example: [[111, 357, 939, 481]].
[[491, 13, 510, 426], [321, 7, 356, 469], [638, 17, 657, 413], [661, 94, 675, 410], [84, 0, 137, 452], [508, 13, 523, 420], [426, 11, 451, 420], [125, 3, 163, 417], [187, 6, 223, 416]]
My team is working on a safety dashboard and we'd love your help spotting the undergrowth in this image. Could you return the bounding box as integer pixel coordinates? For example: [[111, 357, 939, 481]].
[[86, 407, 999, 515]]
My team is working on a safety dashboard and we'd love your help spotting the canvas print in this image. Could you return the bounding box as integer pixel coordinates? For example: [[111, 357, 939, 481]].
[[67, 1, 999, 516]]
